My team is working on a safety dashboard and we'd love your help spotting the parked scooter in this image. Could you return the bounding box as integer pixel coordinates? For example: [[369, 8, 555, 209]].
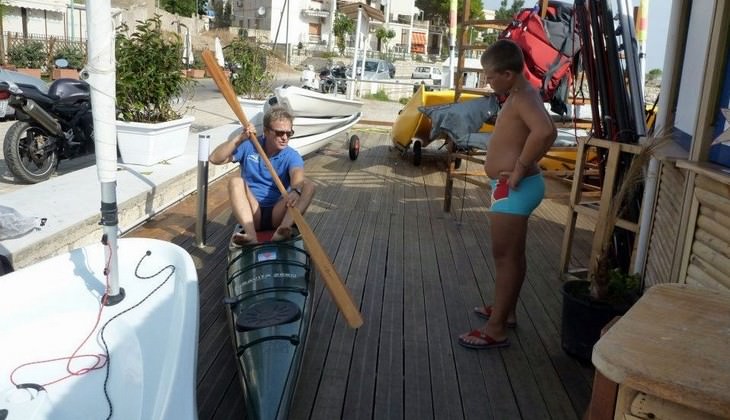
[[300, 65, 320, 91], [0, 59, 94, 184], [319, 63, 348, 94]]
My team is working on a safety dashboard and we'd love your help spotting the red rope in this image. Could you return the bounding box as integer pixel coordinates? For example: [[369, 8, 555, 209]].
[[9, 244, 113, 388]]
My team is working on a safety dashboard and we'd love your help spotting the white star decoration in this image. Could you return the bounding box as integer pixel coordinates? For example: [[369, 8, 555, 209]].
[[712, 108, 730, 145]]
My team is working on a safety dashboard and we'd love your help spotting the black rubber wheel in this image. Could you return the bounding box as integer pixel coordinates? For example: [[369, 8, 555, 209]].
[[413, 141, 422, 166], [348, 134, 360, 160], [3, 121, 58, 184], [454, 158, 462, 169]]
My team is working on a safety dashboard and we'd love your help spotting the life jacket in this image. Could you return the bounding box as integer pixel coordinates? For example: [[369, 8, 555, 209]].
[[499, 1, 580, 115]]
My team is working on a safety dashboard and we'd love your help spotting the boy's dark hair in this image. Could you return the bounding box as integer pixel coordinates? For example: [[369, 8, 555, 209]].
[[481, 39, 525, 74], [264, 105, 294, 128]]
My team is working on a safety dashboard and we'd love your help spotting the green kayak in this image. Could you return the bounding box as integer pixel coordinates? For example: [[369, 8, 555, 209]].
[[224, 230, 314, 419]]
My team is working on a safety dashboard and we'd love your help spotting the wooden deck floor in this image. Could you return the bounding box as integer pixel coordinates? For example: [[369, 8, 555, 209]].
[[126, 127, 598, 419]]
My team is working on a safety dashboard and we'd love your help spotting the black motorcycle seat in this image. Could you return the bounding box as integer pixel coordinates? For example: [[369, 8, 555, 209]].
[[17, 84, 60, 107]]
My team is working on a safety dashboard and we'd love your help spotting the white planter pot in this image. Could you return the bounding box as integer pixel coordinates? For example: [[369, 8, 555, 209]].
[[237, 97, 266, 126], [117, 116, 195, 166]]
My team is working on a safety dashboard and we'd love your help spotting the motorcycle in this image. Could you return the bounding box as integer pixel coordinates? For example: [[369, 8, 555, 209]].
[[0, 60, 93, 184], [300, 65, 320, 91], [319, 64, 348, 94]]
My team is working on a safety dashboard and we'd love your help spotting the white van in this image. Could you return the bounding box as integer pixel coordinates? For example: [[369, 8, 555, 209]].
[[411, 66, 442, 82]]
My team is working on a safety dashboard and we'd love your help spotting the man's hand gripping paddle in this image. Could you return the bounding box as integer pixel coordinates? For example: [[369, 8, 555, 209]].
[[201, 50, 363, 328]]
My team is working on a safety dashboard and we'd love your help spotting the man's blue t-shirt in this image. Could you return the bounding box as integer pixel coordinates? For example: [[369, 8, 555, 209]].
[[232, 136, 304, 207]]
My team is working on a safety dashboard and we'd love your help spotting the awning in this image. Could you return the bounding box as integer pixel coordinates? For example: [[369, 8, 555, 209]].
[[337, 1, 385, 23], [412, 32, 426, 45], [5, 0, 66, 13]]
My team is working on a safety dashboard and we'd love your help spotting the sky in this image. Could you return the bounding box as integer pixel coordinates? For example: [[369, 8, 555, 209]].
[[481, 0, 670, 71]]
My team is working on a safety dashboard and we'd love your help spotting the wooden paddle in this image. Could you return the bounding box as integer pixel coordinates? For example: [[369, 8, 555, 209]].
[[201, 50, 363, 328]]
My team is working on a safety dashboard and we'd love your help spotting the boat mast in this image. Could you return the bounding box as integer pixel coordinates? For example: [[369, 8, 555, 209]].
[[85, 0, 124, 304]]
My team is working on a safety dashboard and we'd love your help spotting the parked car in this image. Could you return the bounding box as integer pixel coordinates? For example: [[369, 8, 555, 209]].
[[0, 68, 49, 120], [347, 58, 392, 80], [386, 61, 396, 78], [411, 65, 442, 82]]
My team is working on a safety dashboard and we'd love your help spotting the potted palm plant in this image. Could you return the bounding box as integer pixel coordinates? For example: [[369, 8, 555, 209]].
[[560, 135, 665, 361], [115, 16, 194, 166]]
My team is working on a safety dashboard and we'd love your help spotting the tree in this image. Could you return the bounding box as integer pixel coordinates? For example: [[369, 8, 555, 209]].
[[333, 12, 354, 55], [646, 68, 662, 82], [375, 27, 396, 52], [483, 0, 525, 45], [415, 0, 485, 27], [210, 0, 232, 28], [495, 0, 525, 20], [161, 0, 197, 17]]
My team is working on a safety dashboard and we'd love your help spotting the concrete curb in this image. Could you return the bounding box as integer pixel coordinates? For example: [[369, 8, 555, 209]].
[[0, 124, 240, 270]]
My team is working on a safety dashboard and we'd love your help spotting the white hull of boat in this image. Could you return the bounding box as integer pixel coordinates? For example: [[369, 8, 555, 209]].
[[291, 114, 362, 138], [274, 85, 363, 118], [231, 112, 361, 157], [0, 238, 199, 420], [289, 112, 361, 156]]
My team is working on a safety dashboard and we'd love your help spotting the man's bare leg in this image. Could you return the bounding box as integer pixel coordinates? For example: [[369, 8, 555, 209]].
[[229, 177, 259, 245], [460, 212, 527, 345], [273, 180, 315, 241]]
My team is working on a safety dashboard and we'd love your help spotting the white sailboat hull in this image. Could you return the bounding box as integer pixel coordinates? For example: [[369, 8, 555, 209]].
[[291, 114, 361, 138], [0, 238, 199, 420], [233, 112, 362, 158], [289, 112, 361, 156], [274, 85, 363, 118]]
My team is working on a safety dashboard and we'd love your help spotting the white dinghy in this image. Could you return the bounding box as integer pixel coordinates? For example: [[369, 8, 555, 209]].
[[232, 111, 362, 158], [0, 239, 198, 419], [0, 2, 199, 419], [274, 85, 362, 118]]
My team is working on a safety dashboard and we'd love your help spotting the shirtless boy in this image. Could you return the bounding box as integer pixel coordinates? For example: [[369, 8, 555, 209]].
[[209, 106, 315, 246], [459, 39, 557, 349]]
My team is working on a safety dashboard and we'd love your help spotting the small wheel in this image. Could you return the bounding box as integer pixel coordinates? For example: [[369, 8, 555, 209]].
[[413, 141, 422, 166], [348, 134, 360, 160], [454, 158, 462, 169]]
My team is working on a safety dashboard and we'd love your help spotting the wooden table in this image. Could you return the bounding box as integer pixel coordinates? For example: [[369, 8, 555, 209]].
[[592, 284, 730, 419]]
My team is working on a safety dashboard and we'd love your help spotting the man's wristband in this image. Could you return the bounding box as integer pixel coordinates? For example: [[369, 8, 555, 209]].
[[291, 187, 302, 195]]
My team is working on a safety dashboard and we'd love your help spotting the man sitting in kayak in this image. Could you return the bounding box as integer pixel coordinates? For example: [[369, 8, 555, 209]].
[[210, 105, 315, 246]]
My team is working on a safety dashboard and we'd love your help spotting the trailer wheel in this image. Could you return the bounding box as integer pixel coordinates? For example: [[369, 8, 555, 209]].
[[413, 141, 422, 166], [348, 134, 360, 160]]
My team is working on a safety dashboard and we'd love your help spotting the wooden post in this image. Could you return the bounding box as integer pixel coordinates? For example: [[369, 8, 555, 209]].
[[540, 0, 549, 18]]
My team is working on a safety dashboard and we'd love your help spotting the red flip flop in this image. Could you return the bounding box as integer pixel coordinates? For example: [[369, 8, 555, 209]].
[[458, 330, 510, 350], [473, 305, 517, 328]]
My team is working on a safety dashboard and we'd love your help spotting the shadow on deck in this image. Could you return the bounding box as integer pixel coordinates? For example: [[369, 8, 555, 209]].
[[126, 126, 597, 419]]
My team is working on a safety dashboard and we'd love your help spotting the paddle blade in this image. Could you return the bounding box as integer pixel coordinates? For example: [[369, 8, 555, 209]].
[[290, 209, 363, 328]]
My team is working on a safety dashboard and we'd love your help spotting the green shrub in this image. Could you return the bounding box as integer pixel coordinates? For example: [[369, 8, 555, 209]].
[[53, 44, 85, 69], [226, 37, 274, 100], [363, 89, 390, 101], [115, 16, 192, 123], [8, 41, 46, 68]]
